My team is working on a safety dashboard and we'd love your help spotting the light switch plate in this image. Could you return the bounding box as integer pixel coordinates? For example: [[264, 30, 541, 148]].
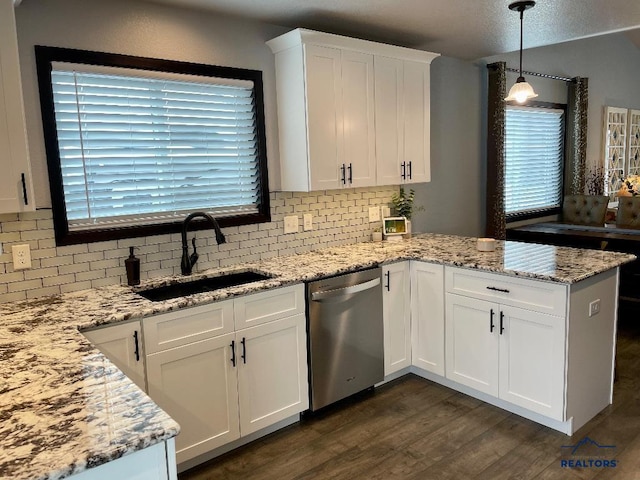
[[12, 244, 32, 270], [368, 206, 381, 222], [284, 215, 299, 234], [381, 206, 391, 218], [303, 214, 313, 231]]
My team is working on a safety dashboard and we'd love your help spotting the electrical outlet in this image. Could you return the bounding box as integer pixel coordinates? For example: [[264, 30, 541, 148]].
[[381, 206, 391, 218], [588, 299, 601, 317], [12, 244, 32, 270], [303, 214, 313, 231], [284, 215, 299, 234], [368, 206, 380, 222]]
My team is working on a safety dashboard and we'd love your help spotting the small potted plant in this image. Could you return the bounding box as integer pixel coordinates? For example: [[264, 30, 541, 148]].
[[372, 226, 383, 242], [390, 187, 423, 238]]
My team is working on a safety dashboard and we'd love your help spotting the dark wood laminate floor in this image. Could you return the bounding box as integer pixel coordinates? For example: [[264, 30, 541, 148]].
[[180, 314, 640, 480]]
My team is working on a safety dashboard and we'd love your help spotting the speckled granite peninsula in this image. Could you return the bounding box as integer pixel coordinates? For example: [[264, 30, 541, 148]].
[[0, 234, 635, 480]]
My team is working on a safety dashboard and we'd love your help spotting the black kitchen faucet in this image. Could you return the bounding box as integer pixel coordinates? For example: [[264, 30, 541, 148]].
[[180, 212, 226, 275]]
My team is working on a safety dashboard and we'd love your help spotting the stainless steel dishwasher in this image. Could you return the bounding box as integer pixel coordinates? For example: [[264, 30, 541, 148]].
[[307, 268, 384, 411]]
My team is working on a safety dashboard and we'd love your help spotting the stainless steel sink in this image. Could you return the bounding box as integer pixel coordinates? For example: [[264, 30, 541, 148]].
[[137, 271, 273, 302]]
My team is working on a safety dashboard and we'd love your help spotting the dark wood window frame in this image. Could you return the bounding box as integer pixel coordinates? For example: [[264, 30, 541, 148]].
[[35, 46, 270, 246]]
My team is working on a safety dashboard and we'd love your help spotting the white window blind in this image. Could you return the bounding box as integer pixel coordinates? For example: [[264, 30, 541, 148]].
[[505, 106, 564, 215], [50, 63, 261, 231]]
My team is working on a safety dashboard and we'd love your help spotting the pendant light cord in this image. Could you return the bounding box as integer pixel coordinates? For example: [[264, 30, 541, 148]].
[[519, 8, 524, 77]]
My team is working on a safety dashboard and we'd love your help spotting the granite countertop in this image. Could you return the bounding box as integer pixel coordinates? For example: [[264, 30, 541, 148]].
[[0, 233, 635, 480]]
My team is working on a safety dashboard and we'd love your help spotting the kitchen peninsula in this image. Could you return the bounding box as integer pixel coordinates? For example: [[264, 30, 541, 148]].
[[0, 234, 634, 480]]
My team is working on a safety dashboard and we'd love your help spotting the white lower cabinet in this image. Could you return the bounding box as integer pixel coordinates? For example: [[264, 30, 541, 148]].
[[237, 314, 308, 435], [498, 304, 565, 420], [146, 333, 240, 463], [382, 262, 411, 375], [445, 273, 566, 421], [410, 262, 445, 376], [444, 294, 498, 396], [143, 285, 308, 466], [82, 320, 146, 391]]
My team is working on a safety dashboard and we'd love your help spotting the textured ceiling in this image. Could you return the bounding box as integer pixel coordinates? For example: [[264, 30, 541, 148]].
[[142, 0, 640, 59]]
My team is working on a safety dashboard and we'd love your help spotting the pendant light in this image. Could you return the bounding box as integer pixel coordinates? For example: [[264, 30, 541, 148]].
[[505, 0, 538, 103]]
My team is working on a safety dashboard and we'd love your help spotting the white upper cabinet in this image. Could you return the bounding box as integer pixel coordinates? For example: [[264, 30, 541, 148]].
[[0, 0, 34, 213], [268, 29, 438, 192], [374, 57, 432, 184]]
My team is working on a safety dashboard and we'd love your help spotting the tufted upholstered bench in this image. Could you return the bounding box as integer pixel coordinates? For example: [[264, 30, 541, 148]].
[[617, 197, 640, 229], [562, 195, 608, 226]]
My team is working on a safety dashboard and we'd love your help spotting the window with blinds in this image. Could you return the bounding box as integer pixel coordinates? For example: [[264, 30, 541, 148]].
[[505, 105, 565, 216], [36, 47, 269, 245]]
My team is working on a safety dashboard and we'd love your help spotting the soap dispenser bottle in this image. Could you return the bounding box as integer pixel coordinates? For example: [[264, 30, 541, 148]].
[[125, 246, 140, 286]]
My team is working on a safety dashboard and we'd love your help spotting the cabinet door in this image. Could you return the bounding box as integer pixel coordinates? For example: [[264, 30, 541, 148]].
[[403, 60, 430, 184], [304, 44, 343, 191], [143, 299, 234, 354], [234, 284, 305, 330], [445, 294, 499, 396], [499, 305, 565, 420], [383, 262, 411, 375], [83, 321, 146, 391], [0, 0, 34, 213], [146, 334, 240, 464], [237, 314, 308, 436], [410, 262, 445, 375], [374, 56, 404, 186], [341, 50, 376, 188]]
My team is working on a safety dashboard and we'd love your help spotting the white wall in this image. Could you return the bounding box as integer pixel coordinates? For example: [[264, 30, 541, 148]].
[[412, 55, 484, 237], [15, 0, 289, 204]]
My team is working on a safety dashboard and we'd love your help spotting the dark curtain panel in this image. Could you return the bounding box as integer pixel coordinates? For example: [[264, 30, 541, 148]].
[[564, 77, 589, 195], [486, 62, 506, 239]]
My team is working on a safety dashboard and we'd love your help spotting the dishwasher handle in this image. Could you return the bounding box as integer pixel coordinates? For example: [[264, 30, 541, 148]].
[[311, 278, 381, 302]]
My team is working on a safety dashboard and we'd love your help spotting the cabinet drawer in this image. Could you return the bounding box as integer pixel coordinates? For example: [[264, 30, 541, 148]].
[[445, 267, 567, 316], [234, 284, 305, 330], [143, 300, 234, 354]]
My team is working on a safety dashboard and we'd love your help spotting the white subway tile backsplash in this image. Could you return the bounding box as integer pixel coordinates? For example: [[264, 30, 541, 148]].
[[26, 286, 64, 299], [3, 220, 37, 232], [2, 272, 26, 283], [60, 281, 93, 294], [9, 279, 43, 292], [0, 187, 396, 303], [73, 252, 105, 264], [1, 291, 26, 302]]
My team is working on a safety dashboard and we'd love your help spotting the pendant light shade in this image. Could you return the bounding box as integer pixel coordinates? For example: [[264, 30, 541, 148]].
[[505, 1, 537, 103], [505, 77, 538, 103]]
